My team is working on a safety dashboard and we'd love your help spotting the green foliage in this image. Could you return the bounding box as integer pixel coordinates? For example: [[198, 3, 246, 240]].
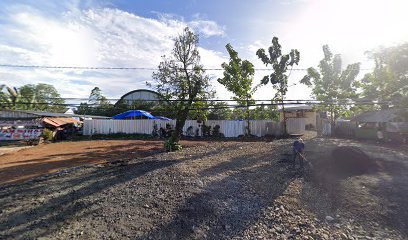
[[256, 37, 300, 97], [250, 103, 279, 121], [164, 138, 182, 152], [205, 101, 278, 120], [212, 125, 222, 137], [218, 43, 257, 135], [88, 87, 108, 105], [256, 37, 300, 134], [207, 102, 233, 120], [360, 43, 408, 108], [0, 83, 65, 112], [149, 27, 213, 149], [300, 45, 360, 121], [42, 128, 54, 141], [76, 94, 160, 117], [0, 85, 20, 109], [76, 87, 112, 116], [218, 44, 257, 105], [187, 100, 210, 121]]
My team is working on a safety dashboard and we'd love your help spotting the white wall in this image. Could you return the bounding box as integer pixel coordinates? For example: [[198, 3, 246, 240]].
[[83, 119, 308, 137]]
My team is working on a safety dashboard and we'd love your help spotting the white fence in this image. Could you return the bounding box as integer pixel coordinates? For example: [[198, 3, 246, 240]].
[[83, 118, 307, 137]]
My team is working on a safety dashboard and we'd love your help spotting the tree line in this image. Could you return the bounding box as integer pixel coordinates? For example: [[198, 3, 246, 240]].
[[75, 86, 280, 121], [1, 27, 407, 149], [0, 83, 65, 112], [147, 28, 407, 149]]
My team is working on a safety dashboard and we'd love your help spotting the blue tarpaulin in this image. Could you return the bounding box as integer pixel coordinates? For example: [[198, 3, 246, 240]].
[[112, 110, 157, 120], [155, 116, 172, 120]]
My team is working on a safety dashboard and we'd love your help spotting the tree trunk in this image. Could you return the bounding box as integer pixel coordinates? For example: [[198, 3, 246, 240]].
[[281, 97, 287, 136], [169, 108, 188, 144], [330, 106, 335, 136], [246, 99, 251, 136]]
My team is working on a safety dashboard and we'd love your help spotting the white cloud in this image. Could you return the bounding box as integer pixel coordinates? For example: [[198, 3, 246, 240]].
[[189, 19, 225, 38], [0, 5, 227, 99], [156, 12, 226, 38]]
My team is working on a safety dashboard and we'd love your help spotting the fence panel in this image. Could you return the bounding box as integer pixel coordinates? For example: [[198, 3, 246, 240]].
[[218, 120, 245, 137], [286, 118, 306, 134], [249, 120, 270, 137], [265, 122, 283, 136], [84, 119, 280, 137], [334, 121, 356, 137]]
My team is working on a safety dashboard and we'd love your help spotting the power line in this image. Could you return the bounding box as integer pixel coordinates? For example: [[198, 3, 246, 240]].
[[0, 96, 386, 103], [0, 100, 395, 108], [0, 64, 370, 71]]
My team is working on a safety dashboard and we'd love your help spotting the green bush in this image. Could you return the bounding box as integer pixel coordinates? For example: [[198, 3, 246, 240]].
[[42, 128, 54, 141], [164, 139, 182, 152]]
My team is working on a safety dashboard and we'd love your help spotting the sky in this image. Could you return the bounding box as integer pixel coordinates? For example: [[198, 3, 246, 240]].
[[0, 0, 407, 102]]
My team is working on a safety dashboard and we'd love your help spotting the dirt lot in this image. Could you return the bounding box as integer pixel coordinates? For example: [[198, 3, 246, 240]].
[[0, 140, 209, 185], [0, 138, 407, 239]]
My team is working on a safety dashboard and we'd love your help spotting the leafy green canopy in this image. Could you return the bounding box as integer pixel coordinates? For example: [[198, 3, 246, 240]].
[[361, 43, 408, 109], [218, 44, 257, 105], [0, 83, 65, 112], [256, 37, 300, 98], [150, 27, 213, 147], [256, 37, 300, 135], [218, 43, 257, 135], [301, 45, 360, 120]]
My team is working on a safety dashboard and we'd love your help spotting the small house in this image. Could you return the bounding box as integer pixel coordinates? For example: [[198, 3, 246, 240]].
[[279, 105, 316, 130], [351, 108, 408, 141]]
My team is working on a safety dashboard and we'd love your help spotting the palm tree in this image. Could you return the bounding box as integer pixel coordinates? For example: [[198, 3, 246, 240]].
[[0, 84, 21, 109]]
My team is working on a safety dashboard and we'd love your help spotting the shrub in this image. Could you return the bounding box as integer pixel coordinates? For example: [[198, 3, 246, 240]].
[[164, 139, 182, 152], [212, 125, 221, 137], [42, 128, 54, 141]]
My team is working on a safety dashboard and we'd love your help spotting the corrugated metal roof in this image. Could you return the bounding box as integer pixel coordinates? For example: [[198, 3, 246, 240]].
[[278, 105, 313, 112], [352, 109, 402, 122], [43, 117, 80, 127]]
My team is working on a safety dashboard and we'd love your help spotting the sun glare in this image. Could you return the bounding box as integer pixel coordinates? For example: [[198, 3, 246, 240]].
[[291, 0, 408, 52]]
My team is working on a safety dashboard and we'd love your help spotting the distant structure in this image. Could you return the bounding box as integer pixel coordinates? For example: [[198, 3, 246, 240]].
[[116, 89, 160, 105], [279, 105, 316, 129]]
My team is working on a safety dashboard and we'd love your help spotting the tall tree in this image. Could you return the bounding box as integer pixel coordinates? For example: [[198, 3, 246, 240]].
[[149, 27, 213, 150], [218, 43, 257, 135], [300, 45, 360, 122], [256, 37, 300, 135], [88, 87, 110, 105], [19, 83, 65, 111], [76, 87, 113, 116], [360, 43, 408, 108], [0, 84, 20, 109], [0, 83, 65, 111]]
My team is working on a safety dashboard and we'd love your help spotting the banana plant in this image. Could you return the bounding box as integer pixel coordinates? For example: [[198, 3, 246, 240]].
[[0, 84, 21, 109]]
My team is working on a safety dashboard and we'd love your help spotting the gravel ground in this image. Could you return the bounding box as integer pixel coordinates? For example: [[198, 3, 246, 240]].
[[0, 138, 407, 239]]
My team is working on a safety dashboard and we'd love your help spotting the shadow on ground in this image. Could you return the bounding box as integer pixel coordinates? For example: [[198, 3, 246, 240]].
[[301, 138, 408, 238], [137, 143, 297, 239], [0, 159, 178, 239]]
